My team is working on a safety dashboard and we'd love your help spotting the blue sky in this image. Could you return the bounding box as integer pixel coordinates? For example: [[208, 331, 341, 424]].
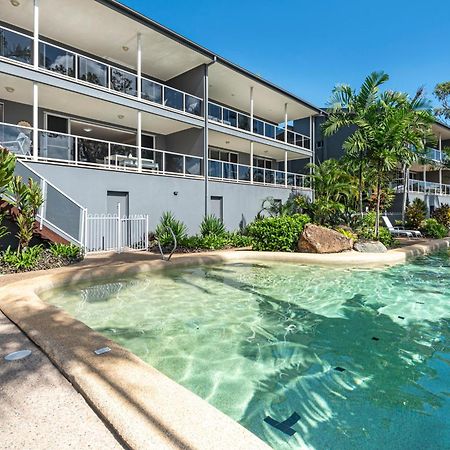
[[123, 0, 449, 108]]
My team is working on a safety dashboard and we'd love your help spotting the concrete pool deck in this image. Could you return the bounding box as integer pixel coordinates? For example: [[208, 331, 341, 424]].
[[0, 237, 449, 449]]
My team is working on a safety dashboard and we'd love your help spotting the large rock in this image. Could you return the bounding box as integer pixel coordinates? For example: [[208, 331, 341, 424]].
[[298, 224, 353, 254], [353, 240, 387, 253]]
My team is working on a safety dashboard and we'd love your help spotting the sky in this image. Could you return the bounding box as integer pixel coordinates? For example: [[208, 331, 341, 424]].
[[122, 0, 449, 109]]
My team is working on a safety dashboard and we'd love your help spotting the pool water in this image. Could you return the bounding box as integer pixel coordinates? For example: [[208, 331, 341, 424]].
[[44, 252, 450, 450]]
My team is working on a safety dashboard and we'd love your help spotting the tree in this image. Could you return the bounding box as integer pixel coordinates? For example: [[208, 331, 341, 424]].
[[434, 81, 450, 123], [322, 71, 389, 215]]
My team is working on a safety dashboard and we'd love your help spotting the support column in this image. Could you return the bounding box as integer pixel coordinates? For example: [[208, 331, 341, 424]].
[[439, 168, 443, 194], [284, 151, 288, 187], [32, 82, 38, 160], [203, 64, 210, 216], [311, 115, 315, 200], [137, 33, 142, 99], [250, 87, 254, 134], [250, 142, 254, 184], [137, 110, 142, 172], [284, 103, 288, 143], [33, 0, 39, 69]]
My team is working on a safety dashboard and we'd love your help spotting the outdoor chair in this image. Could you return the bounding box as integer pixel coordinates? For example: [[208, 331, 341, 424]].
[[381, 216, 422, 238]]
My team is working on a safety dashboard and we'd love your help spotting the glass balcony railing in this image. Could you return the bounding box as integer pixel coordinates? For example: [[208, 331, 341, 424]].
[[0, 25, 203, 117], [426, 148, 444, 162], [0, 121, 309, 189], [208, 102, 311, 150], [208, 158, 307, 188], [391, 178, 450, 196]]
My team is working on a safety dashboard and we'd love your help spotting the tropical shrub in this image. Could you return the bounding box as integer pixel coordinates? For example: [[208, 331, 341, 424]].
[[1, 245, 43, 270], [336, 227, 358, 241], [49, 243, 83, 259], [0, 147, 15, 196], [0, 213, 9, 240], [359, 227, 395, 248], [420, 219, 448, 239], [431, 204, 450, 229], [155, 212, 187, 247], [226, 232, 252, 248], [180, 232, 252, 251], [8, 176, 44, 249], [405, 198, 427, 229], [200, 215, 226, 237], [247, 214, 310, 252]]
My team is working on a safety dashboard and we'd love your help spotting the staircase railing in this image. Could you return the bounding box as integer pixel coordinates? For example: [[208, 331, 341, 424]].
[[13, 160, 87, 246]]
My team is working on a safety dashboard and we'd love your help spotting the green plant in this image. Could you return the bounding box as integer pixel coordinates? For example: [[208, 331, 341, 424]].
[[155, 211, 187, 247], [359, 227, 395, 248], [1, 245, 43, 270], [420, 218, 448, 239], [405, 198, 427, 229], [247, 214, 310, 252], [225, 232, 252, 248], [200, 215, 226, 237], [49, 243, 83, 259], [336, 227, 358, 241], [0, 147, 16, 197], [8, 176, 44, 249], [0, 213, 9, 240], [432, 204, 450, 229]]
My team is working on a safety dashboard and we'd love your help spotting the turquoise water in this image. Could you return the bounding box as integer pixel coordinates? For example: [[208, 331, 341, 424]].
[[44, 253, 450, 450]]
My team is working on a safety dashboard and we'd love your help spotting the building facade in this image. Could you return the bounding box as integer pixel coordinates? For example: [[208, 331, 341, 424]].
[[0, 0, 321, 242], [297, 114, 450, 215]]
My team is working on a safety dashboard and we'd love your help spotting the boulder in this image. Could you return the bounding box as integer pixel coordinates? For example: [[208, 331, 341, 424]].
[[298, 224, 353, 254], [353, 240, 387, 253]]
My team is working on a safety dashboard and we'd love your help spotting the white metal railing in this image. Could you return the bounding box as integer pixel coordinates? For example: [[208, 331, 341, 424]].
[[391, 178, 450, 196], [208, 101, 311, 150], [0, 25, 203, 118], [208, 158, 307, 188], [0, 121, 309, 189], [84, 206, 149, 253], [12, 159, 87, 245]]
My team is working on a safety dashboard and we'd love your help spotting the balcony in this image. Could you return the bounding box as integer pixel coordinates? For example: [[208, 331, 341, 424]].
[[426, 148, 444, 163], [208, 102, 311, 150], [0, 25, 203, 117], [0, 122, 308, 190], [391, 178, 450, 195]]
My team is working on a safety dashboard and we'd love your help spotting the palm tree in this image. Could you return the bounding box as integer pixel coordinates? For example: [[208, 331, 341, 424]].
[[322, 71, 389, 215]]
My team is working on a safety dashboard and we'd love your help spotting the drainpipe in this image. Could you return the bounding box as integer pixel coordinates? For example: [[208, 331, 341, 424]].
[[203, 57, 216, 217]]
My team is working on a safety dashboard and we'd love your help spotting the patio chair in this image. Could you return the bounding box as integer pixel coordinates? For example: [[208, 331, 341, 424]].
[[381, 216, 422, 238]]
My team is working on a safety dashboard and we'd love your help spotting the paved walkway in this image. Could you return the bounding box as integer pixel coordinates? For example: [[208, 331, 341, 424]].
[[0, 312, 123, 450]]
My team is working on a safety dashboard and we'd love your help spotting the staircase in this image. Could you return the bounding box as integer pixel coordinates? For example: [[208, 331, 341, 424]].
[[9, 160, 87, 246]]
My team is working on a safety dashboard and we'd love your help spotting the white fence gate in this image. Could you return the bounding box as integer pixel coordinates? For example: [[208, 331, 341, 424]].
[[84, 206, 149, 253]]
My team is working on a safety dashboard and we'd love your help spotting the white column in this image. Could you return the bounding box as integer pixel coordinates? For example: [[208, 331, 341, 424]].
[[250, 142, 254, 184], [439, 133, 442, 194], [33, 0, 39, 69], [250, 86, 254, 134], [284, 103, 288, 143], [137, 33, 142, 99], [137, 111, 142, 172], [284, 151, 288, 187], [33, 82, 38, 160], [311, 115, 315, 200]]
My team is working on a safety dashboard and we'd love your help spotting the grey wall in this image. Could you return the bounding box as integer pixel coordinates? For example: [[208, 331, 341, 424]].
[[166, 65, 205, 99], [1, 99, 33, 125], [26, 162, 310, 234], [165, 128, 204, 156]]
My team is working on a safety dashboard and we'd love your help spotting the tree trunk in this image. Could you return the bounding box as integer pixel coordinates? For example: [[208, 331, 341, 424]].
[[375, 163, 382, 239], [401, 164, 408, 225], [358, 150, 364, 216]]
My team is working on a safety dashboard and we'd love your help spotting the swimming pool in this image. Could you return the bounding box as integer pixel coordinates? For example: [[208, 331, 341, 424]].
[[44, 252, 450, 450]]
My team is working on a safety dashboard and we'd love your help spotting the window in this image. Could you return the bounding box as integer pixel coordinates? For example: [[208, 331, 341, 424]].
[[253, 156, 272, 169], [0, 103, 4, 122], [316, 140, 324, 150], [209, 148, 238, 163]]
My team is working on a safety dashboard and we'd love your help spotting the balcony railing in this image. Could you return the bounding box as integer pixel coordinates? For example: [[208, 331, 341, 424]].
[[391, 178, 450, 196], [426, 148, 444, 163], [0, 25, 203, 117], [0, 121, 309, 190], [208, 158, 307, 188], [208, 102, 311, 150]]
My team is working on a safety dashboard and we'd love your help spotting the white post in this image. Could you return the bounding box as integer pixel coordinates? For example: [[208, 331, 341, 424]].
[[284, 103, 288, 143], [284, 151, 288, 187], [137, 110, 142, 172], [145, 215, 149, 250], [250, 86, 254, 133], [33, 0, 39, 69], [250, 141, 254, 184], [311, 115, 315, 200], [117, 202, 121, 253], [439, 133, 443, 195], [33, 82, 39, 160], [137, 33, 142, 99]]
